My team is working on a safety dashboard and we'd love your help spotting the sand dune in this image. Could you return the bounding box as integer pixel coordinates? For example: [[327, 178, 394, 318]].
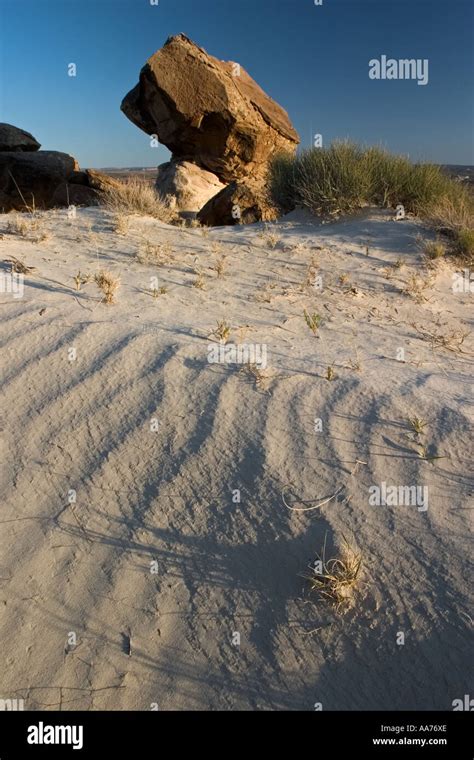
[[0, 207, 472, 710]]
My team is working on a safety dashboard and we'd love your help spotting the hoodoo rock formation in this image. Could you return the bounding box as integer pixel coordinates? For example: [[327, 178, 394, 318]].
[[121, 34, 300, 223]]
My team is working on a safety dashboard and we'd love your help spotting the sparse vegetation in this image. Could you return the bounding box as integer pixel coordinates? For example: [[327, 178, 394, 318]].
[[304, 309, 322, 335], [258, 225, 281, 249], [102, 178, 176, 223], [4, 256, 36, 275], [347, 356, 362, 372], [411, 323, 470, 354], [304, 261, 319, 290], [408, 416, 427, 436], [453, 228, 474, 264], [212, 255, 227, 278], [150, 285, 168, 298], [192, 268, 206, 290], [138, 240, 173, 266], [417, 444, 445, 464], [240, 362, 272, 390], [211, 320, 231, 344], [5, 213, 49, 243], [305, 535, 363, 614], [423, 239, 446, 260], [95, 270, 121, 304], [114, 213, 129, 236], [422, 195, 474, 264], [269, 141, 473, 222], [73, 270, 92, 291], [403, 274, 432, 304]]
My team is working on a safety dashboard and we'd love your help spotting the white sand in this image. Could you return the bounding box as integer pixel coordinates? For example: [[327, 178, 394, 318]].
[[0, 206, 472, 710]]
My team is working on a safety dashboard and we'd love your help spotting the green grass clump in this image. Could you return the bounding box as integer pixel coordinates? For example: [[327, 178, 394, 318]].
[[453, 228, 474, 263], [424, 240, 446, 260], [269, 141, 473, 223]]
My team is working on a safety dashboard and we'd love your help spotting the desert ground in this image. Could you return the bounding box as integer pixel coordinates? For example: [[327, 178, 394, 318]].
[[0, 205, 472, 710]]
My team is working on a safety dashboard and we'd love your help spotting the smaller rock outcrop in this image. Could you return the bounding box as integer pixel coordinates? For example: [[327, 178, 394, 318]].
[[156, 160, 226, 215], [0, 124, 120, 211], [197, 181, 278, 226], [0, 151, 78, 211], [0, 123, 41, 152]]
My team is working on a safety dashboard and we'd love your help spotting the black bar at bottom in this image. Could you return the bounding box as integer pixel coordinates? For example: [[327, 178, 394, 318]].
[[0, 710, 472, 757]]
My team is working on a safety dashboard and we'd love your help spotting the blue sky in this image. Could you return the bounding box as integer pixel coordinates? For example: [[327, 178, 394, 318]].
[[0, 0, 472, 168]]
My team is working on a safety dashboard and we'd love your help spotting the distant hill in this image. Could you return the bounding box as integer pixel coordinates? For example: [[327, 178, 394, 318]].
[[442, 165, 474, 187]]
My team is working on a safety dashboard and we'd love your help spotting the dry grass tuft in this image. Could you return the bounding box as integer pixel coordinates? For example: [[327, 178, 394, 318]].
[[114, 213, 130, 236], [304, 309, 322, 335], [4, 256, 36, 274], [212, 255, 227, 278], [73, 270, 92, 291], [423, 194, 474, 237], [402, 274, 433, 304], [137, 240, 173, 266], [6, 213, 50, 243], [95, 270, 121, 304], [102, 178, 176, 223], [306, 535, 363, 614], [453, 228, 474, 264], [150, 285, 168, 298], [304, 259, 320, 290], [423, 239, 446, 260], [408, 416, 427, 436], [411, 323, 470, 354], [240, 362, 272, 390], [210, 320, 231, 344], [192, 268, 207, 290], [258, 225, 281, 249]]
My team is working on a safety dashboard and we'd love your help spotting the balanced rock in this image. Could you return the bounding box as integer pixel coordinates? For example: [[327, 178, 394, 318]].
[[197, 181, 278, 227], [121, 34, 299, 185], [0, 123, 41, 152], [0, 151, 78, 211], [156, 160, 226, 214]]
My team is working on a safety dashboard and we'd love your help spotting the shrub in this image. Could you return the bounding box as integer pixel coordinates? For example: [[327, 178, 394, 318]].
[[102, 178, 176, 223], [423, 240, 446, 260], [95, 270, 121, 304], [269, 141, 473, 222], [453, 228, 474, 263]]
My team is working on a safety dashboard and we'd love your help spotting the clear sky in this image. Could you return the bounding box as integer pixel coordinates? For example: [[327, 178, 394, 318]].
[[0, 0, 472, 168]]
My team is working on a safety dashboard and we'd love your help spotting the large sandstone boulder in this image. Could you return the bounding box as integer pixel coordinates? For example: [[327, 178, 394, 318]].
[[197, 181, 278, 227], [0, 151, 78, 211], [156, 160, 226, 214], [121, 34, 299, 185], [0, 123, 41, 152]]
